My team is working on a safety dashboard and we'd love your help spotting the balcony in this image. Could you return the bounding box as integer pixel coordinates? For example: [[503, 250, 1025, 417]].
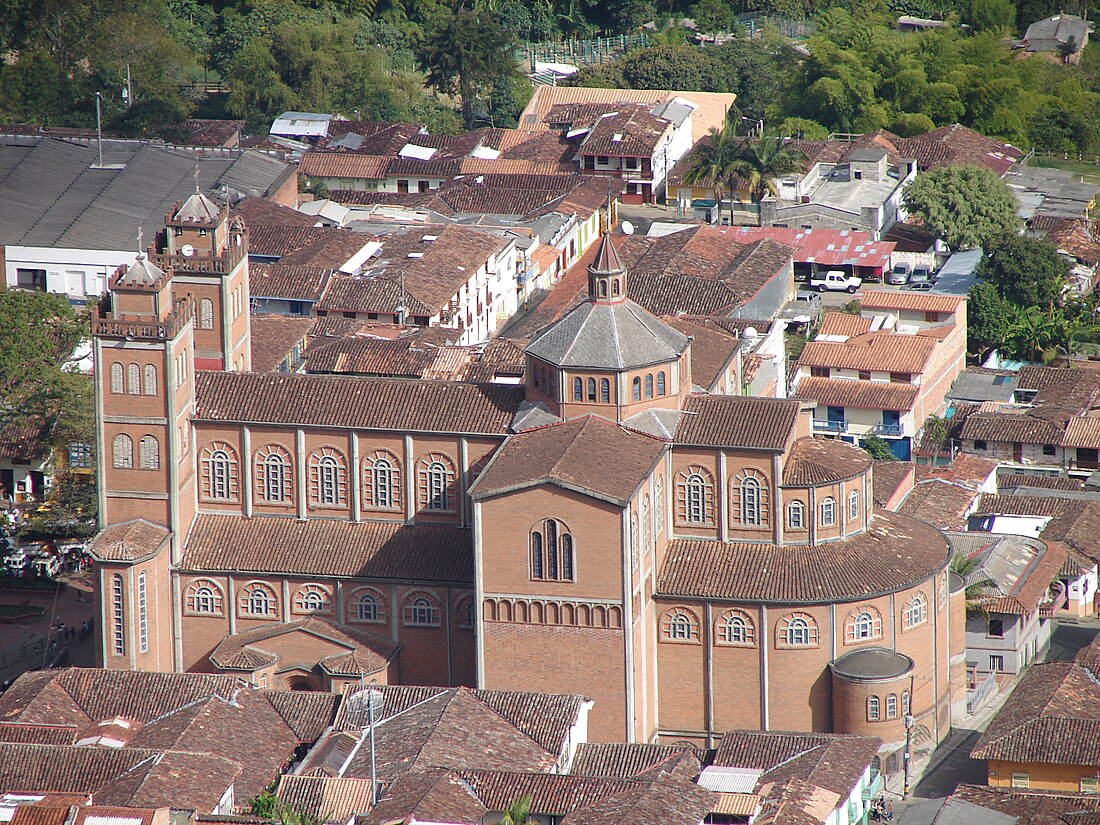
[[871, 423, 904, 437], [861, 769, 883, 801], [814, 419, 848, 433]]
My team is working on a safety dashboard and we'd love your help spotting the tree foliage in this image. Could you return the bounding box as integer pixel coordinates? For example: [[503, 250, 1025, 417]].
[[966, 281, 1014, 360], [977, 232, 1069, 308], [902, 166, 1019, 251]]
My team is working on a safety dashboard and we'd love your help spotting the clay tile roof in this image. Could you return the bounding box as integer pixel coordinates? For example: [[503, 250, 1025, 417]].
[[10, 808, 70, 825], [798, 333, 937, 374], [299, 153, 393, 179], [817, 313, 874, 338], [972, 661, 1100, 765], [897, 481, 981, 531], [1046, 218, 1100, 266], [561, 772, 716, 825], [461, 771, 640, 815], [662, 316, 739, 390], [922, 453, 999, 487], [471, 416, 665, 505], [959, 412, 1064, 445], [571, 743, 700, 779], [234, 196, 317, 228], [782, 437, 873, 486], [360, 767, 488, 825], [0, 723, 78, 745], [579, 105, 670, 157], [210, 617, 398, 676], [247, 225, 342, 258], [250, 263, 333, 304], [304, 336, 438, 377], [0, 419, 52, 463], [87, 519, 169, 563], [971, 494, 1071, 517], [872, 461, 914, 507], [591, 233, 625, 273], [856, 290, 966, 314], [0, 743, 159, 794], [279, 231, 374, 270], [250, 314, 313, 373], [181, 515, 473, 582], [952, 784, 1100, 825], [1062, 417, 1100, 448], [793, 377, 919, 412], [658, 511, 949, 603], [93, 749, 242, 811], [178, 119, 244, 147], [275, 775, 377, 822], [627, 275, 744, 317], [675, 395, 802, 450], [999, 473, 1087, 492], [193, 371, 524, 435]]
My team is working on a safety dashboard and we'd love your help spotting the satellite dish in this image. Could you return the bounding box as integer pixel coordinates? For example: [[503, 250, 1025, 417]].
[[743, 326, 759, 339], [621, 220, 635, 235], [180, 244, 194, 257]]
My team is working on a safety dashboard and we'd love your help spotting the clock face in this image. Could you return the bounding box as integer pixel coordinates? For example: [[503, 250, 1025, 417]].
[[180, 244, 195, 257]]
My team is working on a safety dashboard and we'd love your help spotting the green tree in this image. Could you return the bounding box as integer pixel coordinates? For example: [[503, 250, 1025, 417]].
[[967, 281, 1014, 359], [861, 435, 895, 461], [902, 165, 1020, 250], [16, 471, 98, 542], [418, 4, 519, 128], [728, 137, 806, 201], [1003, 305, 1064, 363], [689, 0, 738, 32], [500, 796, 534, 825], [978, 233, 1069, 308], [966, 0, 1016, 33], [683, 128, 741, 223]]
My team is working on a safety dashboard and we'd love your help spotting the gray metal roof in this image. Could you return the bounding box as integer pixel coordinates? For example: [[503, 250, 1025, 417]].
[[525, 298, 690, 370], [0, 136, 293, 251], [948, 369, 1018, 403], [1023, 14, 1090, 50]]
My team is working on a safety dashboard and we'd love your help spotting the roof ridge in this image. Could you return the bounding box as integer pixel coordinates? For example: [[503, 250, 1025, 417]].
[[459, 688, 557, 757]]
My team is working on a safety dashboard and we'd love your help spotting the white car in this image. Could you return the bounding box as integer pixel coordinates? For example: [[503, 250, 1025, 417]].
[[809, 270, 862, 293]]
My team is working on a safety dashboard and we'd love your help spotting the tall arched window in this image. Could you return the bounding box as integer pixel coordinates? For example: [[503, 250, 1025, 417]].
[[112, 434, 133, 469], [787, 500, 806, 530], [127, 363, 141, 395], [657, 371, 667, 396], [600, 378, 610, 403], [255, 446, 291, 504], [886, 694, 898, 719], [110, 363, 124, 394], [137, 572, 148, 654], [418, 454, 455, 512], [199, 298, 214, 330], [142, 365, 157, 396], [363, 451, 401, 511], [644, 374, 654, 399], [202, 443, 238, 501], [138, 435, 159, 470], [779, 612, 819, 647], [904, 593, 928, 628], [677, 467, 714, 526], [573, 377, 583, 401], [820, 497, 837, 527], [239, 582, 277, 618], [632, 376, 642, 401], [310, 448, 347, 507], [733, 472, 769, 528], [654, 475, 664, 536], [716, 609, 756, 646], [587, 378, 596, 402], [848, 489, 860, 520], [112, 574, 125, 655], [867, 696, 881, 721], [354, 593, 378, 622], [530, 519, 574, 582], [846, 607, 882, 643], [641, 494, 650, 555], [661, 608, 699, 643]]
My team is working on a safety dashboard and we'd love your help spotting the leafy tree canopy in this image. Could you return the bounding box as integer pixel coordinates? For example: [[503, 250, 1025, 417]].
[[902, 165, 1020, 251], [977, 232, 1070, 308], [966, 280, 1014, 359]]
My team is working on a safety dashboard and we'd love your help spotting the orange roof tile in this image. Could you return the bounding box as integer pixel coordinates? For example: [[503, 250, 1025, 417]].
[[857, 290, 966, 313], [798, 333, 937, 374]]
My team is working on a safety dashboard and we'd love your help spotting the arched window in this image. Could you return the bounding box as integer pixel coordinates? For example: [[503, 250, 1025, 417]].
[[137, 572, 148, 654], [185, 580, 224, 616], [867, 696, 881, 721], [779, 613, 818, 647], [886, 694, 898, 719], [112, 434, 133, 469], [787, 500, 806, 530], [138, 435, 159, 470], [310, 448, 347, 507], [846, 607, 882, 643], [905, 593, 928, 628], [199, 298, 214, 330], [662, 608, 699, 643], [630, 513, 638, 570], [363, 450, 401, 511], [530, 519, 574, 581], [143, 365, 157, 396], [644, 374, 654, 399], [418, 453, 455, 512], [110, 363, 124, 394], [348, 588, 386, 624], [733, 472, 768, 528], [657, 371, 667, 396], [902, 690, 910, 715], [598, 281, 608, 298], [632, 376, 642, 401], [641, 494, 650, 555], [716, 609, 755, 646], [600, 378, 610, 403], [239, 582, 277, 618], [612, 280, 620, 296], [848, 489, 860, 520], [820, 497, 837, 527], [587, 378, 596, 402], [255, 446, 291, 504], [293, 584, 331, 615], [573, 377, 583, 401], [457, 596, 476, 629], [112, 574, 125, 656], [403, 592, 440, 627], [201, 443, 238, 501], [127, 363, 141, 395], [677, 467, 714, 526], [654, 475, 664, 536]]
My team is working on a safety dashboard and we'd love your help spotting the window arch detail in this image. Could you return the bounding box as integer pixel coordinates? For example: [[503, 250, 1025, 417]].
[[143, 365, 157, 396], [402, 591, 441, 627], [238, 581, 278, 619], [418, 453, 456, 512], [530, 519, 574, 581], [255, 445, 292, 504], [292, 583, 332, 615], [820, 496, 837, 527], [845, 606, 883, 643], [309, 446, 348, 508], [787, 500, 806, 530], [199, 298, 214, 330], [848, 489, 860, 520], [661, 607, 701, 644], [904, 592, 928, 629], [139, 435, 159, 470], [716, 609, 756, 647], [112, 434, 134, 469], [110, 363, 124, 394], [778, 612, 819, 648], [867, 695, 881, 721], [676, 466, 715, 526], [185, 579, 224, 616], [362, 450, 401, 511], [457, 595, 475, 630], [348, 587, 387, 624], [127, 363, 141, 395], [201, 442, 239, 501], [731, 469, 769, 528]]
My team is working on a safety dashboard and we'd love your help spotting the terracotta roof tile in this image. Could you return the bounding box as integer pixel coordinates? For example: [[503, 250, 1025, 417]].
[[9, 807, 70, 825], [250, 314, 313, 372], [571, 743, 699, 779], [921, 453, 999, 487], [959, 412, 1064, 445], [896, 482, 980, 531], [579, 105, 670, 157], [250, 263, 333, 302], [193, 371, 524, 434], [871, 461, 914, 507], [856, 290, 966, 314], [0, 723, 78, 745], [675, 395, 802, 450], [1062, 417, 1100, 448], [276, 775, 377, 822], [305, 336, 437, 377], [971, 494, 1070, 517], [1045, 218, 1100, 266], [300, 154, 393, 179], [663, 316, 739, 390], [209, 617, 398, 676], [952, 784, 1100, 825], [817, 313, 873, 338], [179, 119, 244, 147], [0, 419, 52, 464], [782, 437, 872, 486], [0, 743, 158, 794], [999, 473, 1087, 492], [181, 515, 473, 583], [461, 771, 639, 815], [657, 511, 949, 603], [361, 767, 489, 825], [560, 772, 715, 825], [247, 225, 343, 258], [234, 196, 316, 229], [279, 231, 374, 270], [472, 416, 664, 505], [87, 520, 169, 563], [798, 333, 937, 374], [794, 377, 919, 412], [92, 749, 242, 811]]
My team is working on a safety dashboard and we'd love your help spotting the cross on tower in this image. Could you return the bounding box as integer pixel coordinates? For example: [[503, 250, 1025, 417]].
[[136, 226, 144, 258], [193, 165, 200, 194]]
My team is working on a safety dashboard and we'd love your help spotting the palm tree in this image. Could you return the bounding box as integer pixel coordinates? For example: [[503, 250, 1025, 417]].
[[682, 127, 741, 224], [1004, 306, 1065, 364], [500, 795, 534, 825], [949, 552, 996, 615], [728, 137, 807, 202]]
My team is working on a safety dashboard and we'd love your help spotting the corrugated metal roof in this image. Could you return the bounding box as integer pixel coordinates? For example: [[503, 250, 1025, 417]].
[[698, 766, 763, 793]]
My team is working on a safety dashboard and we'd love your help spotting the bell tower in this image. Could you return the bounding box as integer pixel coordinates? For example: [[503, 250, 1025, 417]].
[[587, 234, 629, 303]]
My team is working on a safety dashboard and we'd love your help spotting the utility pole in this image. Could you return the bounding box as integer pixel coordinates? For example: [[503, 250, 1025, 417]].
[[124, 64, 132, 109], [903, 671, 915, 798], [94, 92, 104, 168]]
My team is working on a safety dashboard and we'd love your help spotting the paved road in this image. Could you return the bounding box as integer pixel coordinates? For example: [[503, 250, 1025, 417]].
[[909, 730, 986, 799], [1045, 621, 1100, 662]]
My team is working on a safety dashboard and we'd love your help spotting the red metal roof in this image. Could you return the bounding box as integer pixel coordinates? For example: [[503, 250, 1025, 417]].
[[726, 227, 894, 270]]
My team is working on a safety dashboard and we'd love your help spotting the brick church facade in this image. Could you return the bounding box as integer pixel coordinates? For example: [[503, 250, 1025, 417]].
[[89, 202, 966, 762]]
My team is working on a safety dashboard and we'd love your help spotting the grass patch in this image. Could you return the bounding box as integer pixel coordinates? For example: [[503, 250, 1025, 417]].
[[1031, 156, 1100, 185], [0, 603, 45, 618]]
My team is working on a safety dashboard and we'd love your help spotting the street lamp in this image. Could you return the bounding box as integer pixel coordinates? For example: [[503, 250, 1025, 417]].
[[741, 116, 764, 138]]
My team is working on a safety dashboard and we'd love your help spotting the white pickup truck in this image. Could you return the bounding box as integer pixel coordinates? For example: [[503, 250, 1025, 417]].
[[809, 270, 862, 293]]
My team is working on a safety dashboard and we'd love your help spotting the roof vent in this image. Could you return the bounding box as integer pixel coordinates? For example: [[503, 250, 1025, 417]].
[[421, 235, 438, 242], [407, 252, 424, 258], [612, 133, 623, 142]]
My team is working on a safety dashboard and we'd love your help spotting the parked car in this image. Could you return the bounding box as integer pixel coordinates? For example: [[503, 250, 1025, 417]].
[[911, 264, 933, 285], [886, 263, 911, 285], [30, 554, 60, 578], [809, 270, 862, 293], [3, 548, 27, 575], [907, 281, 934, 291]]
